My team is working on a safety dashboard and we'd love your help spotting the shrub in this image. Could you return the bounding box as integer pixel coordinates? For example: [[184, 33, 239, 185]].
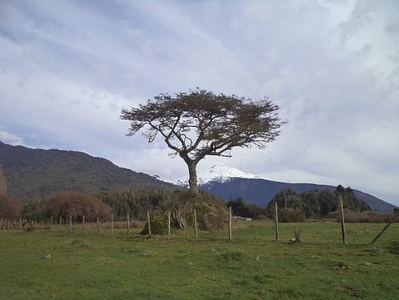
[[160, 190, 228, 230], [279, 209, 306, 222], [0, 195, 22, 219], [328, 210, 393, 223], [140, 219, 166, 235], [21, 198, 44, 220], [42, 191, 112, 221]]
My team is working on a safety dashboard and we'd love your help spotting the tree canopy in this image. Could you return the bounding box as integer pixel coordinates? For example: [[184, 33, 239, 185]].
[[0, 195, 22, 219], [266, 186, 371, 220], [121, 88, 284, 193], [42, 191, 112, 221]]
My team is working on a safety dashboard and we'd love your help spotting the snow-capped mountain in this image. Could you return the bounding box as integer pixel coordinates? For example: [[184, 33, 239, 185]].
[[174, 163, 263, 186], [174, 163, 396, 212]]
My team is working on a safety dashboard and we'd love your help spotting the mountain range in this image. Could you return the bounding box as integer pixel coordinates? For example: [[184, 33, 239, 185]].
[[0, 141, 175, 198], [0, 141, 396, 212], [176, 163, 396, 212]]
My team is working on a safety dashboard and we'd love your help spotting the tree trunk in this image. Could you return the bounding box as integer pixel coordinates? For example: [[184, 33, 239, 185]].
[[187, 161, 199, 194]]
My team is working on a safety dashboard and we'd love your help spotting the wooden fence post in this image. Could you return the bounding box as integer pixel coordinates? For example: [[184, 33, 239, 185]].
[[168, 212, 171, 237], [69, 216, 72, 233], [275, 202, 279, 242], [194, 208, 198, 238], [96, 217, 100, 235], [82, 215, 85, 233], [127, 212, 130, 236], [59, 216, 62, 230], [339, 196, 346, 245], [147, 211, 152, 235], [111, 213, 114, 236], [49, 216, 53, 230], [370, 213, 399, 245], [229, 206, 232, 241]]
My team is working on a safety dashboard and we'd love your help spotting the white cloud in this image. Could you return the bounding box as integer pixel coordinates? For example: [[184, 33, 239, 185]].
[[0, 129, 24, 146], [0, 0, 398, 205]]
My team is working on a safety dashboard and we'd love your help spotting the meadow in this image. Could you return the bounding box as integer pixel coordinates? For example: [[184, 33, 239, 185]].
[[1, 221, 398, 299]]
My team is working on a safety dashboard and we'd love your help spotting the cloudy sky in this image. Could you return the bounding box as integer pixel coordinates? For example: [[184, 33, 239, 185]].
[[1, 0, 398, 206]]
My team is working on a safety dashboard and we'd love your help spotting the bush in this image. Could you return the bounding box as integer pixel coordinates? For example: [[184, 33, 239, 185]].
[[21, 198, 44, 220], [328, 210, 394, 223], [160, 190, 228, 230], [279, 209, 306, 222], [140, 219, 166, 235], [42, 191, 112, 221], [0, 195, 22, 219]]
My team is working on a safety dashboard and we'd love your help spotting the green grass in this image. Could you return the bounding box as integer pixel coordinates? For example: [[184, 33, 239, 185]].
[[1, 221, 398, 299]]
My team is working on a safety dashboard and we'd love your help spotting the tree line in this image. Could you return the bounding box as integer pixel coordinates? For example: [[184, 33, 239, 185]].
[[228, 185, 371, 221], [1, 164, 379, 225]]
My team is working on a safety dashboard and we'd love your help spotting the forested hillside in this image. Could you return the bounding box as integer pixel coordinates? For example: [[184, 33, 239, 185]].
[[0, 141, 177, 199], [201, 177, 396, 212]]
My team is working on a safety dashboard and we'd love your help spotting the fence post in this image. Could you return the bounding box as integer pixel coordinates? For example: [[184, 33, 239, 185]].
[[59, 216, 62, 230], [370, 212, 399, 245], [127, 212, 130, 236], [147, 211, 152, 235], [69, 216, 72, 233], [19, 218, 22, 230], [275, 202, 279, 242], [96, 217, 100, 235], [168, 212, 171, 237], [82, 215, 85, 233], [229, 206, 232, 241], [339, 196, 346, 245], [49, 216, 53, 230], [111, 213, 114, 236], [194, 208, 198, 238]]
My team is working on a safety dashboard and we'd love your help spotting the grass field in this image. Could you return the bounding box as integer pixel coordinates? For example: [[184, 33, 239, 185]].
[[1, 221, 398, 299]]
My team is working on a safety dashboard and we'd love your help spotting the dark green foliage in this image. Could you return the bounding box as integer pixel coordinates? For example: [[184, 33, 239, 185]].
[[0, 141, 176, 199], [0, 195, 22, 218], [98, 188, 228, 230], [140, 218, 166, 235], [21, 198, 45, 220], [0, 164, 6, 196], [227, 197, 266, 219], [97, 189, 171, 220], [278, 209, 306, 222], [267, 186, 371, 221]]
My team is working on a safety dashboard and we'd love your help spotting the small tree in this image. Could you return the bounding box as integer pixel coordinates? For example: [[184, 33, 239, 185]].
[[121, 88, 284, 194], [42, 191, 112, 221], [0, 195, 22, 219]]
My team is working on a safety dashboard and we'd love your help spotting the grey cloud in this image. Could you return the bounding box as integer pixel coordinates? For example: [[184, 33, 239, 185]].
[[1, 0, 398, 205]]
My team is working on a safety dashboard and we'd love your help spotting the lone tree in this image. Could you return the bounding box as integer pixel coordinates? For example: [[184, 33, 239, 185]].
[[121, 88, 284, 194]]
